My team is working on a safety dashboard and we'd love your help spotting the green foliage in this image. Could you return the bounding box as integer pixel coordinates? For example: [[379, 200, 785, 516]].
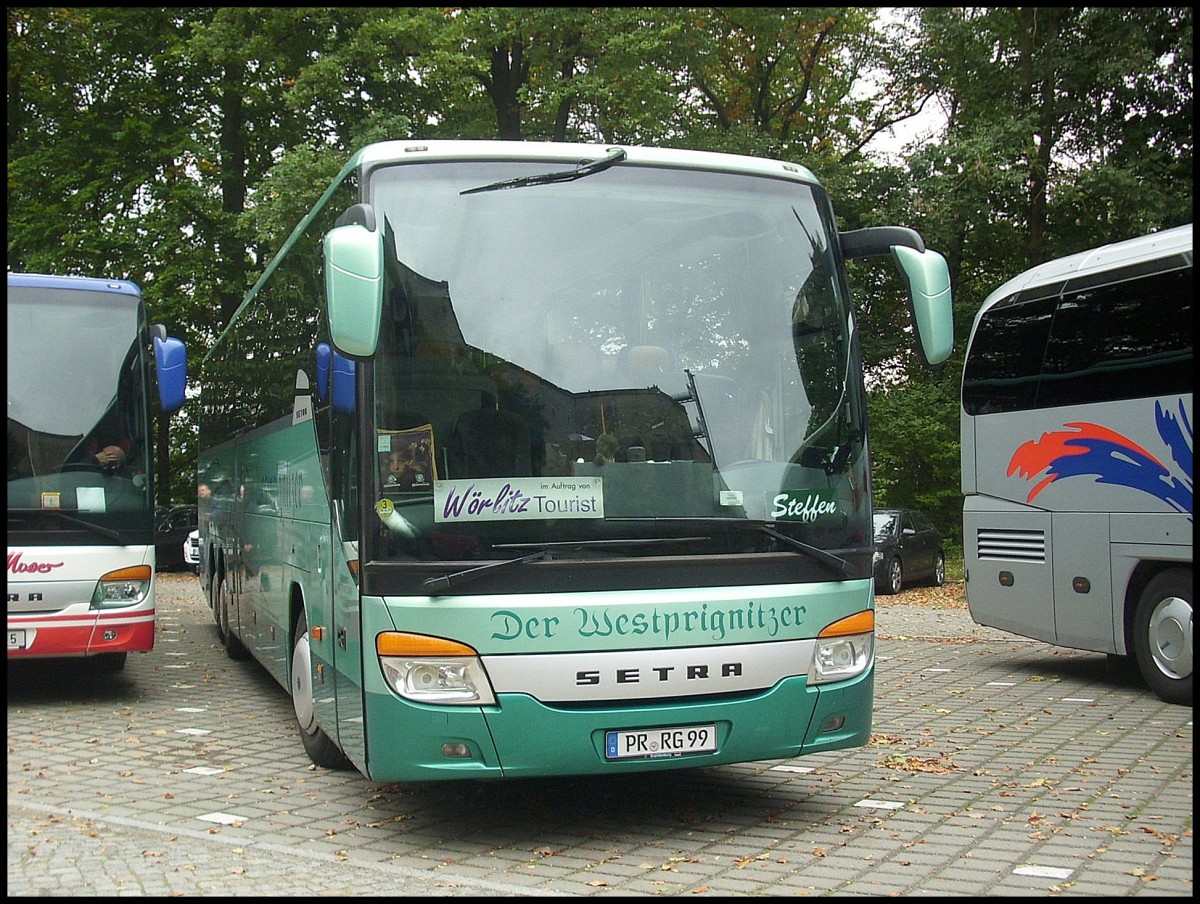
[[7, 6, 1193, 510], [867, 377, 963, 548]]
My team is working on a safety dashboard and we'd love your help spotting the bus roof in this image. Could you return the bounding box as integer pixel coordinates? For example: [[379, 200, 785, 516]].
[[7, 272, 141, 297], [351, 139, 821, 187], [977, 223, 1193, 313]]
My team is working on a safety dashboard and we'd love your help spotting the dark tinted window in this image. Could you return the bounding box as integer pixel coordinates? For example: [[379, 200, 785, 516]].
[[962, 295, 1055, 414], [1038, 269, 1192, 408], [964, 266, 1192, 415]]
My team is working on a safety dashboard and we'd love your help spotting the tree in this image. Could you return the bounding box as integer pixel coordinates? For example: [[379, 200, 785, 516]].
[[8, 6, 1192, 514], [858, 7, 1191, 536]]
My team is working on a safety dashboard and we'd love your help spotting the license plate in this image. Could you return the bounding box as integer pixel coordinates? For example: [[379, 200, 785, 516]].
[[605, 724, 717, 760], [8, 629, 27, 651]]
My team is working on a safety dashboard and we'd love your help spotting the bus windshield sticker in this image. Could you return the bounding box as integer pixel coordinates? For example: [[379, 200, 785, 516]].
[[434, 477, 603, 523], [379, 426, 437, 490], [770, 489, 840, 523], [76, 487, 107, 513]]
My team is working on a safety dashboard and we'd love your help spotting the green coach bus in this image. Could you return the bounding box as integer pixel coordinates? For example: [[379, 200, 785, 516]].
[[197, 140, 953, 781]]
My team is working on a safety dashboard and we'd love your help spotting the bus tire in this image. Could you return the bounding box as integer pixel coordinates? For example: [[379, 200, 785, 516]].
[[1131, 569, 1192, 707], [216, 575, 247, 660], [291, 610, 350, 769]]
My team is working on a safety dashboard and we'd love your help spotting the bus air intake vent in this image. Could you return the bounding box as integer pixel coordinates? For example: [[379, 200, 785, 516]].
[[976, 528, 1046, 562]]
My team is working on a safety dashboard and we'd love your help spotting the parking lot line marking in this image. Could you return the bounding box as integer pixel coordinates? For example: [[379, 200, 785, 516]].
[[1013, 865, 1073, 880], [197, 812, 248, 826], [855, 799, 904, 810]]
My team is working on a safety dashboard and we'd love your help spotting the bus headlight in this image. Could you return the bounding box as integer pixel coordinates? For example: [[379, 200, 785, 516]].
[[376, 632, 496, 705], [91, 565, 152, 609], [809, 610, 874, 685]]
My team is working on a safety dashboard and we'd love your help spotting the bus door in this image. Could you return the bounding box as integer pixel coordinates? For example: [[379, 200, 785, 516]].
[[318, 353, 368, 766]]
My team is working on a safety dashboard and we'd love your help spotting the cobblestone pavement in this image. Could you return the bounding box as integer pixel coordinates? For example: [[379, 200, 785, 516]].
[[8, 574, 1192, 896]]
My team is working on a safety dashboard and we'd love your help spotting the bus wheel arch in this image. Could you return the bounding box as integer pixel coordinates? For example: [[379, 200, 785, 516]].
[[289, 593, 349, 769], [1128, 567, 1192, 707]]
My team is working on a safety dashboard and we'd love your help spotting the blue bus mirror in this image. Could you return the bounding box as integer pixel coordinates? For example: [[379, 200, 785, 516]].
[[315, 342, 331, 404], [154, 334, 187, 413], [331, 350, 356, 413]]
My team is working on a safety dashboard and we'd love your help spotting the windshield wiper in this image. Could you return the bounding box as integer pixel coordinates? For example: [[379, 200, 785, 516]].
[[598, 516, 859, 579], [423, 550, 550, 595], [742, 523, 856, 579], [461, 147, 627, 195], [424, 536, 713, 595], [9, 508, 125, 543]]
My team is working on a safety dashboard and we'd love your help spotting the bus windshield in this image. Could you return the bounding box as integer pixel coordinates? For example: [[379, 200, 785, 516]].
[[7, 285, 153, 529], [365, 160, 866, 564]]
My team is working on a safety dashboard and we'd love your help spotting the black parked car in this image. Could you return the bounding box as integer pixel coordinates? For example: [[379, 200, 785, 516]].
[[155, 504, 198, 572], [872, 508, 945, 595]]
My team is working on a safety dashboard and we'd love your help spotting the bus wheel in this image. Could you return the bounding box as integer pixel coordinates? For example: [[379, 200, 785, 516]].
[[1131, 569, 1192, 706], [291, 611, 349, 769], [216, 575, 246, 660]]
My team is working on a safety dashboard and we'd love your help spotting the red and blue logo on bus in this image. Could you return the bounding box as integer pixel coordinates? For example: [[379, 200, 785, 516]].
[[1007, 399, 1193, 516]]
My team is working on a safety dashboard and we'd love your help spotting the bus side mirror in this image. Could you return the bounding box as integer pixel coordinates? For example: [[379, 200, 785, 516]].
[[153, 333, 187, 413], [839, 226, 954, 368], [331, 349, 356, 413], [891, 245, 953, 367], [315, 342, 331, 404], [324, 207, 383, 358]]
